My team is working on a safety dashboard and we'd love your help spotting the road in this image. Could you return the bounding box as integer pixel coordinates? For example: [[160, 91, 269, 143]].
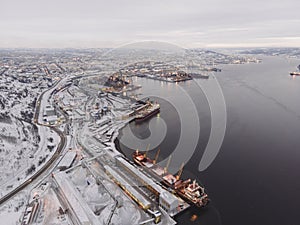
[[0, 79, 67, 205]]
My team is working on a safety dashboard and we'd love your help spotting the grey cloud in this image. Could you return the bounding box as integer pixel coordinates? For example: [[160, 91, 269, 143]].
[[0, 0, 299, 48]]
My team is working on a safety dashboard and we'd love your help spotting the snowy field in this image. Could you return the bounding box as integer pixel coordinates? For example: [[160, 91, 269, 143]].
[[0, 72, 60, 194], [0, 50, 67, 223], [0, 191, 29, 225]]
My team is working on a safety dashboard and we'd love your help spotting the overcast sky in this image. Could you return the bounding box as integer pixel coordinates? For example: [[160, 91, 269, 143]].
[[0, 0, 299, 48]]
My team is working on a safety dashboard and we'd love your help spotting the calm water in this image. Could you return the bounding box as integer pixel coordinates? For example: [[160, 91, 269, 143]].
[[116, 56, 300, 225]]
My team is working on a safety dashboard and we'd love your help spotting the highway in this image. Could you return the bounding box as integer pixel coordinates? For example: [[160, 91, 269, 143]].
[[0, 79, 67, 205]]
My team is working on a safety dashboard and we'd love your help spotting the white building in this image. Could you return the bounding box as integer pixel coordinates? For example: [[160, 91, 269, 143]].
[[44, 105, 56, 117], [44, 105, 57, 124], [96, 117, 111, 127], [58, 151, 77, 171], [53, 172, 96, 225], [159, 191, 179, 213]]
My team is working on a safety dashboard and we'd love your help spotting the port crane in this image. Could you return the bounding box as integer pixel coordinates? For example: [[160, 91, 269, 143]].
[[164, 155, 172, 174], [153, 149, 160, 164]]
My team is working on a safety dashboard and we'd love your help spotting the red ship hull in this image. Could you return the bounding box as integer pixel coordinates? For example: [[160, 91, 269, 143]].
[[132, 152, 209, 207]]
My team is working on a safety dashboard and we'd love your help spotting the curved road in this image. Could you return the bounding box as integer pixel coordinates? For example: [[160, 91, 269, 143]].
[[0, 81, 67, 205]]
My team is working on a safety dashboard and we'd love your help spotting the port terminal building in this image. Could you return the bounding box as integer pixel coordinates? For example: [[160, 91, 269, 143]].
[[53, 172, 97, 225], [114, 156, 180, 214], [57, 151, 77, 171]]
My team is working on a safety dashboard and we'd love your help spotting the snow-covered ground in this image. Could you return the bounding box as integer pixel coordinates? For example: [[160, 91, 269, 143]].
[[0, 117, 39, 184], [65, 163, 146, 225], [0, 79, 61, 198], [1, 76, 68, 192], [0, 191, 29, 225], [0, 53, 67, 223], [22, 181, 71, 225]]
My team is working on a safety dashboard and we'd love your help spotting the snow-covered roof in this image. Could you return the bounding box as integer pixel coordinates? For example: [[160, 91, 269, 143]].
[[160, 190, 178, 205], [75, 109, 85, 116], [53, 172, 95, 225], [58, 151, 76, 170], [46, 115, 58, 122], [104, 165, 151, 209], [96, 117, 111, 125], [115, 156, 164, 194]]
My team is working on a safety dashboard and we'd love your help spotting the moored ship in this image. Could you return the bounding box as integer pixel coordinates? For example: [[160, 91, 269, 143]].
[[290, 71, 300, 76], [290, 65, 300, 76], [135, 102, 160, 123], [133, 150, 209, 207]]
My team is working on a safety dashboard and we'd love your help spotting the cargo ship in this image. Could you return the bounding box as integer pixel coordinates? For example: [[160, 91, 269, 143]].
[[135, 102, 160, 123], [290, 65, 300, 76], [133, 150, 209, 207], [290, 71, 300, 76]]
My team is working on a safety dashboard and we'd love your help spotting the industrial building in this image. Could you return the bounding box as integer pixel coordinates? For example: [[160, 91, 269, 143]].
[[104, 165, 162, 224], [53, 172, 97, 225], [21, 201, 39, 225], [115, 156, 179, 214], [96, 117, 111, 127], [43, 105, 58, 124], [44, 105, 56, 117], [104, 165, 152, 210], [159, 191, 179, 214], [58, 151, 77, 171]]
